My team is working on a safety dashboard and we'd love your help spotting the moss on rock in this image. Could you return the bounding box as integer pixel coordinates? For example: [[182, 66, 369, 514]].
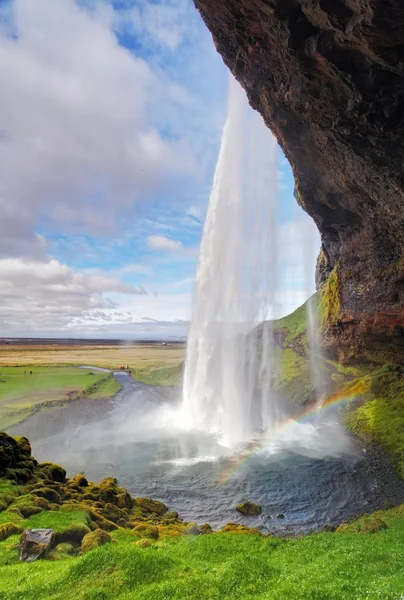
[[0, 522, 23, 541], [319, 264, 342, 329], [81, 529, 111, 553], [236, 501, 262, 516]]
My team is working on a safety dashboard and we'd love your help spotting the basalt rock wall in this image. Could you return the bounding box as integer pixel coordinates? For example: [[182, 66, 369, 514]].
[[194, 0, 404, 363]]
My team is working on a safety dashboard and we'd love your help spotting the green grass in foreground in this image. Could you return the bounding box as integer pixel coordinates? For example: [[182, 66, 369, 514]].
[[0, 506, 404, 600], [0, 367, 121, 429]]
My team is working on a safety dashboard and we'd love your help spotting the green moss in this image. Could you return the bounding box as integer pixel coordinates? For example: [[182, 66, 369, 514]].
[[132, 524, 159, 540], [81, 529, 111, 553], [345, 370, 404, 478], [319, 264, 342, 328], [133, 497, 168, 517], [0, 522, 23, 541], [236, 501, 262, 516]]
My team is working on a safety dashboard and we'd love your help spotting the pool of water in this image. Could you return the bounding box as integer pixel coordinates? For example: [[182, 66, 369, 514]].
[[16, 372, 404, 534]]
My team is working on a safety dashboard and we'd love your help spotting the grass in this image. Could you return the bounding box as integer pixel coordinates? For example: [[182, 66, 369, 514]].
[[131, 363, 183, 387], [0, 506, 403, 599], [0, 367, 120, 430], [0, 343, 185, 428]]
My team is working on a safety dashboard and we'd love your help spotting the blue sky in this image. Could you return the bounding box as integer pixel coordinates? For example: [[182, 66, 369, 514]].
[[0, 0, 319, 338]]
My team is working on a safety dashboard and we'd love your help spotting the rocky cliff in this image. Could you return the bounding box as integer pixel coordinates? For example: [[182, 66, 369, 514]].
[[194, 0, 404, 363]]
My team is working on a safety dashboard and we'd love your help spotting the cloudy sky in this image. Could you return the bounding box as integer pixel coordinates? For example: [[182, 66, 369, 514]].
[[0, 0, 320, 339]]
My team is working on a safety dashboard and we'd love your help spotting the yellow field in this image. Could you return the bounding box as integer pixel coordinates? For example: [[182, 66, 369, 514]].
[[0, 344, 184, 368]]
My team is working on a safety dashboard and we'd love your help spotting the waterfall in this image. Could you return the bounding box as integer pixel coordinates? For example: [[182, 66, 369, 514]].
[[182, 77, 278, 447]]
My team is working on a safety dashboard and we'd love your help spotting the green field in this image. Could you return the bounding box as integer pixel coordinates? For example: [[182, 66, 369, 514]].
[[0, 367, 121, 430]]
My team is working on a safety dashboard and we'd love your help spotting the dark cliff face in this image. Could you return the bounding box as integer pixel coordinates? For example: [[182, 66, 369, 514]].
[[194, 0, 404, 362]]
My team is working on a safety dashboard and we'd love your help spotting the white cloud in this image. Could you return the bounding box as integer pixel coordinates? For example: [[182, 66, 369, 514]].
[[0, 0, 196, 256], [0, 258, 147, 334], [147, 235, 184, 252]]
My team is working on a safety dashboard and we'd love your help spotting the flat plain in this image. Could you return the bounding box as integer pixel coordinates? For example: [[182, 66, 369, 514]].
[[0, 343, 185, 430]]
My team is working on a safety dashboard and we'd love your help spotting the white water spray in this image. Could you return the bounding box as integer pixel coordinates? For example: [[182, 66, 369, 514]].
[[182, 78, 278, 446]]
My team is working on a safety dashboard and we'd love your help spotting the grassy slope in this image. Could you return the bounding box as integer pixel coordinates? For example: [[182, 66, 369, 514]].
[[343, 367, 404, 479], [0, 368, 121, 429], [0, 506, 403, 599], [1, 473, 404, 600], [258, 297, 404, 479]]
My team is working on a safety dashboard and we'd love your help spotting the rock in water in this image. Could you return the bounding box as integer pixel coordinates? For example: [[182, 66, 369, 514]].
[[19, 529, 54, 562], [236, 501, 262, 516]]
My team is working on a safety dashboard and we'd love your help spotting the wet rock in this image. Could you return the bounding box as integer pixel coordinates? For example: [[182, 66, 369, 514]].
[[81, 529, 111, 553], [276, 514, 285, 519], [200, 523, 213, 534], [19, 529, 54, 562], [193, 0, 404, 363], [236, 501, 262, 516]]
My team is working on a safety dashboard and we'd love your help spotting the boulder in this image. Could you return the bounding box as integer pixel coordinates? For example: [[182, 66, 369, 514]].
[[185, 522, 201, 536], [236, 501, 262, 516], [133, 497, 168, 516], [199, 523, 213, 535], [19, 529, 54, 562], [81, 529, 111, 553]]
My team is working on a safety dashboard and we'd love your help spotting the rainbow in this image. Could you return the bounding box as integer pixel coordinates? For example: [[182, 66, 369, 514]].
[[217, 385, 367, 484]]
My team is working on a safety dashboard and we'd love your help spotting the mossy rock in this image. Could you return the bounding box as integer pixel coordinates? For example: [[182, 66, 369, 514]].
[[45, 465, 66, 483], [136, 538, 152, 548], [133, 498, 167, 517], [66, 482, 84, 494], [236, 501, 262, 516], [0, 433, 32, 476], [156, 523, 186, 538], [103, 502, 126, 522], [20, 505, 43, 518], [350, 515, 388, 534], [116, 491, 133, 509], [221, 523, 262, 535], [33, 488, 61, 504], [200, 523, 213, 534], [13, 436, 32, 457], [132, 524, 159, 540], [73, 474, 88, 488], [88, 510, 118, 532], [0, 522, 23, 541], [54, 524, 91, 546], [81, 529, 111, 553], [5, 468, 33, 484], [185, 522, 200, 536]]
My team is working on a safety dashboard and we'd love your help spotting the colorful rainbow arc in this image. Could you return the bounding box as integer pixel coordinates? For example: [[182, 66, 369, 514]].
[[217, 387, 365, 484]]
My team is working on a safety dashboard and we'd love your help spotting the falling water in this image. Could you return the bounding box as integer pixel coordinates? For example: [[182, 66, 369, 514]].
[[182, 78, 278, 447]]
